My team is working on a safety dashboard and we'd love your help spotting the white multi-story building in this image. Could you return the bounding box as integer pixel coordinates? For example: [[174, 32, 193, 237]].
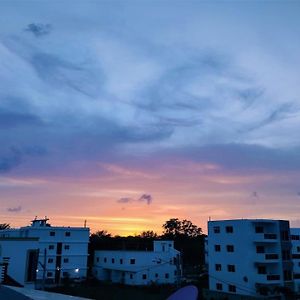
[[290, 228, 300, 292], [207, 219, 293, 298], [93, 240, 181, 285], [0, 237, 39, 287], [1, 217, 90, 286]]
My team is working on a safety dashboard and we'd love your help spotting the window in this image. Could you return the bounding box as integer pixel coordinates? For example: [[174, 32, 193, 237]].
[[215, 245, 221, 252], [297, 246, 300, 253], [142, 274, 147, 280], [174, 270, 177, 275], [47, 272, 53, 277], [215, 264, 222, 271], [48, 258, 54, 263], [228, 285, 236, 293], [104, 258, 107, 263], [255, 226, 264, 233], [65, 232, 71, 237], [216, 283, 223, 291], [282, 250, 291, 260], [112, 258, 115, 264], [226, 226, 233, 233], [63, 272, 69, 277], [213, 226, 220, 234], [226, 245, 234, 252], [256, 246, 265, 253], [130, 274, 133, 279], [284, 270, 292, 281], [64, 245, 70, 250], [258, 266, 266, 274], [291, 235, 300, 240], [281, 230, 289, 241], [63, 258, 69, 263], [155, 273, 158, 278], [120, 259, 123, 264], [50, 231, 55, 236], [227, 265, 235, 272], [165, 273, 169, 279], [130, 259, 135, 265], [49, 245, 54, 250]]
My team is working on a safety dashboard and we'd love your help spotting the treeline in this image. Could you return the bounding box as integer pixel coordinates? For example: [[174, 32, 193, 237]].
[[89, 218, 206, 274]]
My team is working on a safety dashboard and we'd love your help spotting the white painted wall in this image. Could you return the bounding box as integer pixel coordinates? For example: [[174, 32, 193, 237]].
[[207, 219, 292, 297], [93, 241, 181, 285], [0, 238, 39, 286]]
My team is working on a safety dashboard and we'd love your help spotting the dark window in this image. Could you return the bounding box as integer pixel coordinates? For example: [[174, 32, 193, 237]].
[[174, 270, 177, 275], [226, 226, 233, 233], [213, 226, 220, 233], [96, 257, 99, 263], [282, 250, 291, 260], [64, 245, 70, 250], [48, 258, 54, 263], [215, 264, 222, 271], [155, 273, 158, 278], [50, 231, 55, 236], [142, 274, 147, 279], [112, 258, 115, 264], [229, 285, 236, 293], [104, 257, 107, 263], [130, 274, 133, 279], [49, 245, 54, 250], [297, 246, 300, 253], [63, 258, 69, 263], [65, 232, 71, 237], [165, 273, 169, 279], [255, 226, 264, 233], [227, 265, 235, 272], [227, 245, 234, 252], [130, 259, 135, 264], [284, 270, 292, 281], [291, 235, 300, 240], [281, 230, 289, 241], [258, 266, 266, 274], [47, 272, 53, 277], [120, 259, 123, 264], [216, 283, 223, 291], [256, 246, 265, 253], [215, 245, 221, 252], [63, 272, 69, 277]]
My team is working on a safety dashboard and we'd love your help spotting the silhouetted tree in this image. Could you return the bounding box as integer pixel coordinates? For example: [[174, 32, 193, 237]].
[[139, 230, 158, 239], [162, 218, 181, 237], [0, 223, 10, 230], [162, 218, 202, 237]]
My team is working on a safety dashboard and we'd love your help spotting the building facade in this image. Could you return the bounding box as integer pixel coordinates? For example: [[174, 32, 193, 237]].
[[207, 219, 293, 297], [0, 237, 39, 287], [0, 217, 90, 286], [290, 228, 300, 293], [93, 240, 181, 285]]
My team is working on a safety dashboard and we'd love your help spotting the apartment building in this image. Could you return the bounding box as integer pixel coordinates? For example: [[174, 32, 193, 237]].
[[93, 240, 181, 285], [1, 217, 90, 286], [207, 219, 293, 298], [290, 228, 300, 292]]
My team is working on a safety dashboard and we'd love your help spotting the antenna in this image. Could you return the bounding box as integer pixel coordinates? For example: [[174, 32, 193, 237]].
[[208, 216, 211, 221], [84, 220, 87, 228]]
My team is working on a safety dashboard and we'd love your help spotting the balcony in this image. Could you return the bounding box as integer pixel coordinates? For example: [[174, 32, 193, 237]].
[[255, 253, 279, 264], [267, 274, 280, 281], [254, 233, 278, 243]]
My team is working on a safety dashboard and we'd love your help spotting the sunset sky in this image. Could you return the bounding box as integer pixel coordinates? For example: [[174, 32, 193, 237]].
[[1, 1, 300, 235]]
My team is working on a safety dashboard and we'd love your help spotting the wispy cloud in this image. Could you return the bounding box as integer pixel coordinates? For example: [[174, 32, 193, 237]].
[[7, 205, 22, 213], [25, 23, 52, 37], [117, 194, 153, 205]]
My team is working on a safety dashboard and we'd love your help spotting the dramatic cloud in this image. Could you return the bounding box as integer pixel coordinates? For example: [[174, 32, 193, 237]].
[[25, 23, 52, 37], [7, 205, 22, 213], [0, 1, 299, 233], [117, 194, 153, 205]]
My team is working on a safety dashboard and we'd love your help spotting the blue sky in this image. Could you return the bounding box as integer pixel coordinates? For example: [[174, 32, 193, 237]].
[[1, 1, 300, 234]]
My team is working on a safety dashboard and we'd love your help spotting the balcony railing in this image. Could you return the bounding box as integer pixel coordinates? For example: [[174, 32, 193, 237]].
[[264, 233, 277, 240], [267, 275, 280, 281], [265, 254, 279, 260]]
